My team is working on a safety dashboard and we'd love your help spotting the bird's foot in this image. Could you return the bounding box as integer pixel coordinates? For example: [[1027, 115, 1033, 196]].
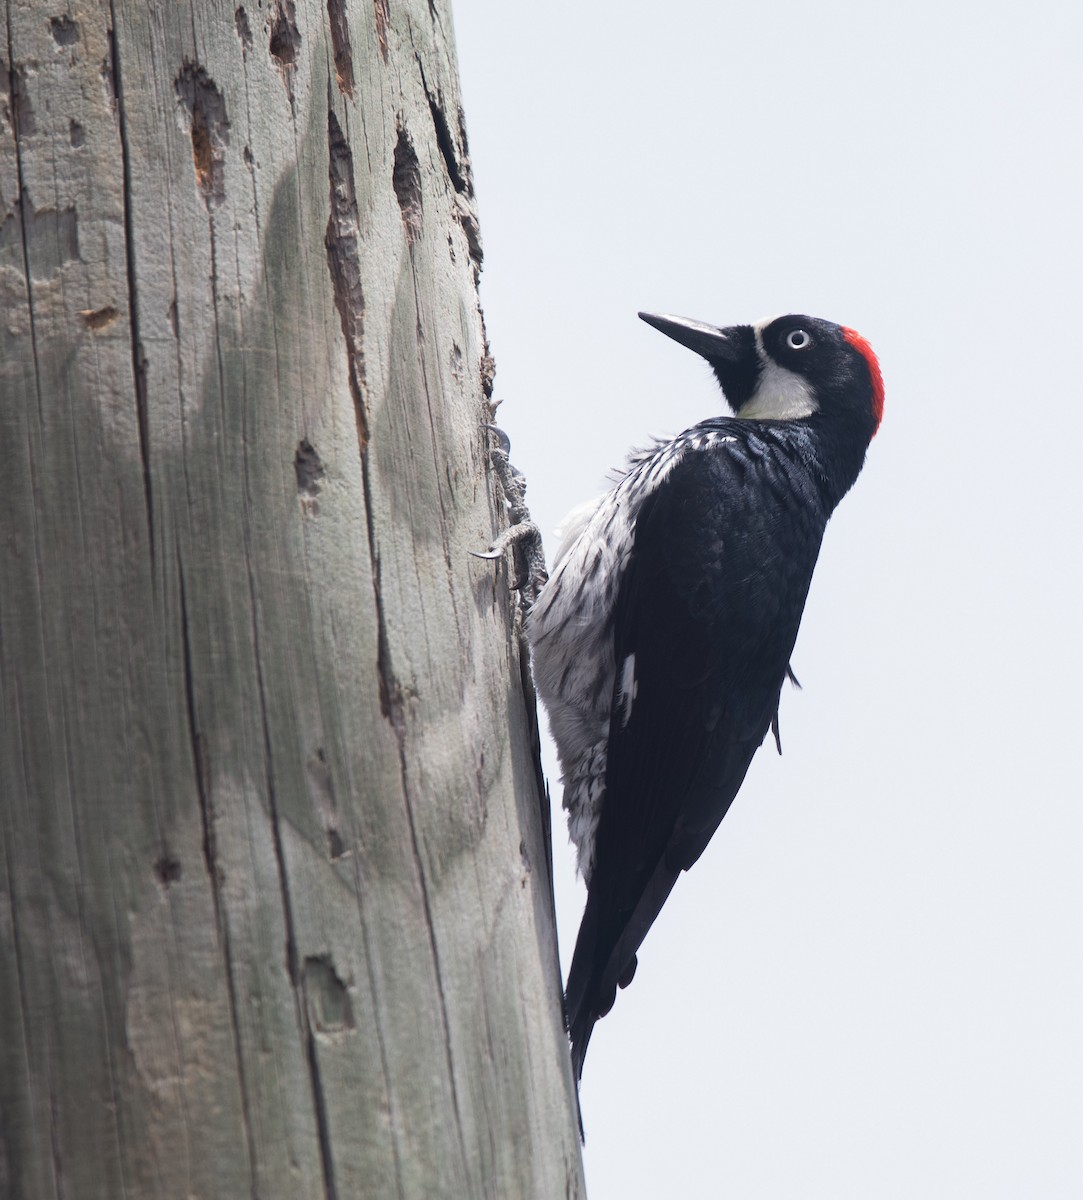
[[474, 422, 548, 609]]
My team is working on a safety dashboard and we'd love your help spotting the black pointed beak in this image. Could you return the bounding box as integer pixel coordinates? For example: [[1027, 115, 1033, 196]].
[[638, 312, 746, 362], [638, 311, 759, 410]]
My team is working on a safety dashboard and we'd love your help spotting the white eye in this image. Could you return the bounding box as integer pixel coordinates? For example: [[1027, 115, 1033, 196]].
[[786, 329, 811, 351]]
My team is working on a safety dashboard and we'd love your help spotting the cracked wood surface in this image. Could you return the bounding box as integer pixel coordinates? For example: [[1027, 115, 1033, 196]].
[[0, 1, 585, 1196]]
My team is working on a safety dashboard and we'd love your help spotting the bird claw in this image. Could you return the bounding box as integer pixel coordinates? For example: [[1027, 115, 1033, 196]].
[[472, 518, 542, 562], [474, 520, 546, 590], [483, 422, 512, 457], [478, 421, 548, 609]]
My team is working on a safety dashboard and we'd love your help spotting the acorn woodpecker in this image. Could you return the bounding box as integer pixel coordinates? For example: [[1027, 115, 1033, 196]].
[[527, 311, 884, 1081]]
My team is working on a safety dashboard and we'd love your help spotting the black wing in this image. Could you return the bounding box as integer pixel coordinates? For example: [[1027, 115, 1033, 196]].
[[566, 433, 829, 1078]]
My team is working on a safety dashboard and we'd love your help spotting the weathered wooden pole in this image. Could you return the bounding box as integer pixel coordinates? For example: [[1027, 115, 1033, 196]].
[[0, 1, 585, 1195]]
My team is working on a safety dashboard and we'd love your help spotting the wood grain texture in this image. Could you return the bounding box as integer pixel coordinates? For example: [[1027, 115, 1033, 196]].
[[0, 1, 585, 1195]]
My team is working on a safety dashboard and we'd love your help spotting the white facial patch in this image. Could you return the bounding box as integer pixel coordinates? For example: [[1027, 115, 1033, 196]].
[[737, 323, 818, 421]]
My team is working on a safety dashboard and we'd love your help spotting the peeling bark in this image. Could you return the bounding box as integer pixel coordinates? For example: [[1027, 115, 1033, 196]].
[[0, 1, 584, 1196]]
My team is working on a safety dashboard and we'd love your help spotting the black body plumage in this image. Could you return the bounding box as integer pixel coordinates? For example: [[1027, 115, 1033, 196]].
[[527, 313, 884, 1082]]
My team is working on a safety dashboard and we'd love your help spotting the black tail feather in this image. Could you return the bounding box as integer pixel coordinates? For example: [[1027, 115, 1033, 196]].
[[569, 1007, 595, 1085]]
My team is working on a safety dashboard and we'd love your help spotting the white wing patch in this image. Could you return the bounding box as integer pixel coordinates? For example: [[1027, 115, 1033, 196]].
[[618, 652, 637, 728]]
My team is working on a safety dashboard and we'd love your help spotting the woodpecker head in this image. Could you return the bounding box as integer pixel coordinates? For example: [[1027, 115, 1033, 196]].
[[639, 311, 884, 438]]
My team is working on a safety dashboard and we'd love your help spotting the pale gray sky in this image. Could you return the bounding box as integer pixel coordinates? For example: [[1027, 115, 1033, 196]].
[[454, 2, 1083, 1195]]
